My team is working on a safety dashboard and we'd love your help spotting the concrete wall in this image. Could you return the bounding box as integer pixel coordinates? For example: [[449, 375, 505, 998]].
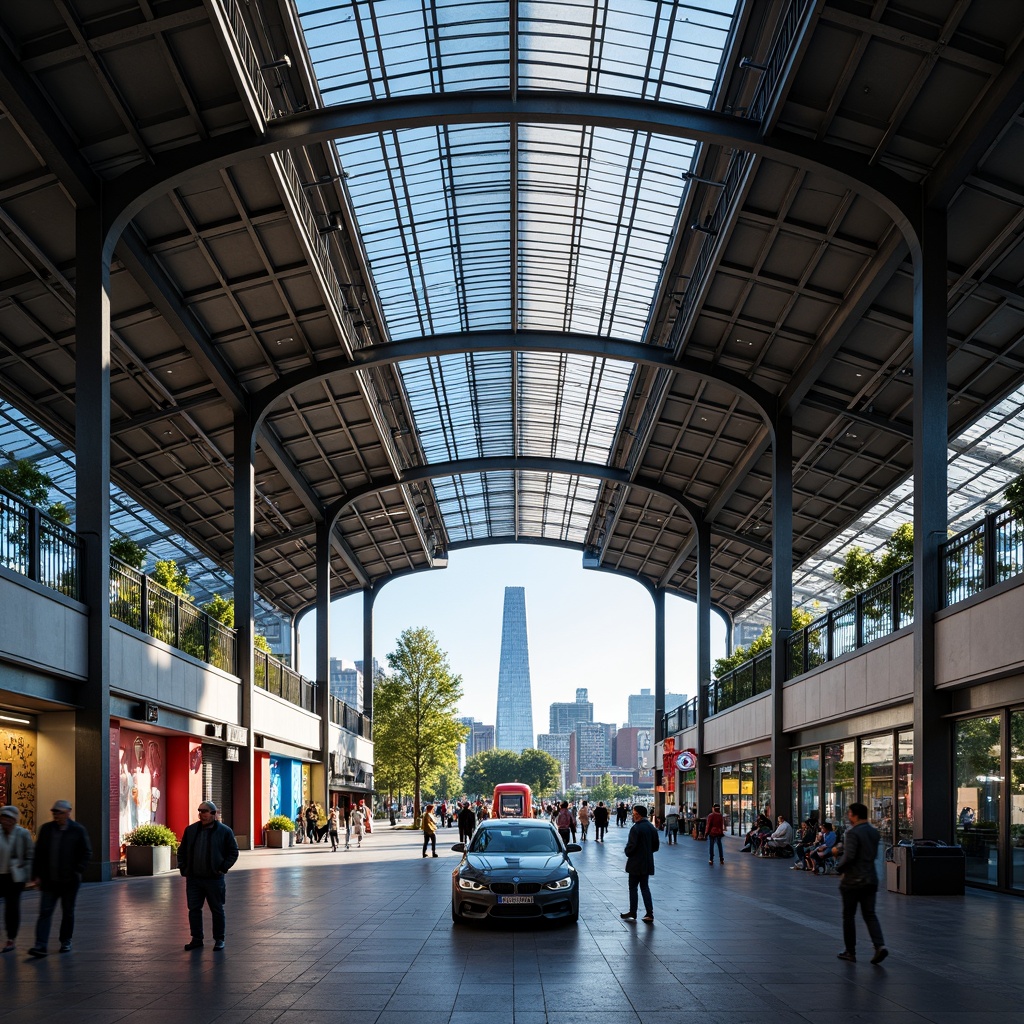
[[110, 624, 241, 724], [783, 631, 914, 732], [37, 710, 76, 827], [0, 568, 87, 680], [331, 725, 374, 767], [254, 687, 320, 750], [935, 576, 1024, 689], [704, 693, 770, 753]]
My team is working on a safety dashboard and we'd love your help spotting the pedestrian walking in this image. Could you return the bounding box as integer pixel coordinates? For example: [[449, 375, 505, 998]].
[[28, 800, 91, 958], [457, 801, 476, 844], [577, 801, 591, 841], [835, 802, 888, 964], [664, 804, 680, 845], [422, 804, 438, 857], [555, 801, 573, 846], [0, 805, 34, 953], [349, 802, 365, 848], [706, 803, 725, 865], [328, 805, 340, 852], [593, 801, 610, 842], [178, 800, 239, 951], [620, 805, 659, 923]]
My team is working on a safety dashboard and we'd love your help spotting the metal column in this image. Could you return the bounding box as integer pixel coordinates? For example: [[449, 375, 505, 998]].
[[695, 521, 713, 812], [74, 205, 112, 881], [912, 206, 952, 841], [362, 587, 375, 733], [653, 587, 665, 812], [770, 414, 794, 822], [315, 518, 331, 805], [232, 414, 256, 849]]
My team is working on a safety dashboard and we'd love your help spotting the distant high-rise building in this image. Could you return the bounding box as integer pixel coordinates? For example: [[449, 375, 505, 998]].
[[614, 726, 654, 771], [549, 688, 594, 734], [355, 658, 382, 684], [329, 658, 362, 712], [626, 688, 687, 727], [536, 733, 571, 792], [495, 587, 534, 753], [458, 717, 496, 768], [575, 722, 616, 771]]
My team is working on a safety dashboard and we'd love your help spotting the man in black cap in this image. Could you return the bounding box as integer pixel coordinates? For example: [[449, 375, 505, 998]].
[[177, 801, 239, 951], [28, 799, 91, 957]]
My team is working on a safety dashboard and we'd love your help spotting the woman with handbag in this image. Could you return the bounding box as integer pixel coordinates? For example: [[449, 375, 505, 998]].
[[0, 805, 34, 953]]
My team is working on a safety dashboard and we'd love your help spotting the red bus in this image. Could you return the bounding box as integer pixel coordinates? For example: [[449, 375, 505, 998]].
[[492, 782, 533, 818]]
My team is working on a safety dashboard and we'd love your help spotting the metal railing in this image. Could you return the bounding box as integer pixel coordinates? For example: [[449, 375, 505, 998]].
[[109, 557, 237, 673], [255, 647, 316, 712], [786, 566, 914, 677], [942, 504, 1023, 606], [747, 0, 814, 123], [0, 485, 80, 599], [329, 694, 370, 737], [216, 0, 276, 122], [663, 696, 698, 736], [708, 649, 772, 715]]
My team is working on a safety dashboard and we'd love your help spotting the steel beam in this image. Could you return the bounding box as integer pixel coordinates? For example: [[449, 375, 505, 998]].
[[770, 413, 793, 823]]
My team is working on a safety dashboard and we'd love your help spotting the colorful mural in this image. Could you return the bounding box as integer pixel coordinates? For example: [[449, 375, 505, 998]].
[[0, 730, 35, 833]]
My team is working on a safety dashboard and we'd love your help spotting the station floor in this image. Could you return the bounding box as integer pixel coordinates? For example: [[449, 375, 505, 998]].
[[3, 822, 1021, 1023]]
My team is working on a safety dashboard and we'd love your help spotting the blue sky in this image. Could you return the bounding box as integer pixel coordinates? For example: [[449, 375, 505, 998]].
[[297, 544, 728, 739]]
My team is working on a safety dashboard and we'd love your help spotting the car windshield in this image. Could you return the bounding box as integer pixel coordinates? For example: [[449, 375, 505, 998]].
[[469, 827, 560, 854]]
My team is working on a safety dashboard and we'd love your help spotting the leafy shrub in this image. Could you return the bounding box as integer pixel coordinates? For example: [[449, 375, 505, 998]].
[[265, 815, 295, 831], [123, 823, 179, 851]]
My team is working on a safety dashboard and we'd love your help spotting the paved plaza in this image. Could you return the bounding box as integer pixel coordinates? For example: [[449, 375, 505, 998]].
[[2, 824, 1020, 1023]]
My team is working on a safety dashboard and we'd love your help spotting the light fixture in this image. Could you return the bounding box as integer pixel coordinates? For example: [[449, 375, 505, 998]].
[[691, 220, 717, 235], [320, 212, 345, 235], [261, 55, 292, 71], [301, 172, 348, 190], [739, 57, 769, 71], [0, 714, 30, 725], [682, 171, 726, 187]]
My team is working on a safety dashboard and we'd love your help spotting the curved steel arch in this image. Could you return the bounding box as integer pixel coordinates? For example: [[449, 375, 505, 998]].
[[250, 330, 778, 435], [103, 90, 921, 260], [323, 455, 705, 536]]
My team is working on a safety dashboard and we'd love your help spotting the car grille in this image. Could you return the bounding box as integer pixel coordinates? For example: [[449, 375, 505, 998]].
[[488, 881, 542, 894]]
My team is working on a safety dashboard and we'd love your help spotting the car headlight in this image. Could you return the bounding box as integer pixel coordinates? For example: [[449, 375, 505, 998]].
[[457, 877, 488, 891], [543, 876, 574, 890]]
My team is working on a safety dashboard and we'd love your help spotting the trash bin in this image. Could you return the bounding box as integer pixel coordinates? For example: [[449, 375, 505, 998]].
[[908, 841, 966, 895], [887, 844, 911, 894]]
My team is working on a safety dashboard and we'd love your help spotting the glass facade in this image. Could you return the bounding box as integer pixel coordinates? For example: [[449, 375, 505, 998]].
[[861, 734, 894, 850], [955, 715, 1001, 886], [1012, 712, 1024, 892], [494, 586, 534, 753], [822, 742, 855, 826], [713, 756, 771, 835], [897, 730, 914, 842]]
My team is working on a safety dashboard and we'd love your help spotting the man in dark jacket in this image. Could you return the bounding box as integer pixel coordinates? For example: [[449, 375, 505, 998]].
[[835, 802, 888, 964], [28, 799, 92, 957], [592, 801, 610, 842], [457, 802, 476, 844], [178, 801, 239, 951], [620, 805, 660, 923]]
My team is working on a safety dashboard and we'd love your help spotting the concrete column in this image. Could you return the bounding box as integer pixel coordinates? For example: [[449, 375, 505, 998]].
[[695, 521, 713, 811], [653, 587, 665, 813], [74, 205, 112, 881], [232, 413, 255, 849], [912, 206, 951, 841], [770, 413, 793, 822], [315, 518, 331, 803]]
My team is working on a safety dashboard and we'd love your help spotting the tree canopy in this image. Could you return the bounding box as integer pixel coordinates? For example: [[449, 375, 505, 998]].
[[373, 627, 467, 821], [461, 747, 561, 798], [713, 606, 818, 678], [0, 455, 71, 524], [832, 522, 913, 599]]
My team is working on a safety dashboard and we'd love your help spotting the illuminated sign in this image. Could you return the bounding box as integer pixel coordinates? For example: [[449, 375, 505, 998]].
[[676, 749, 697, 771]]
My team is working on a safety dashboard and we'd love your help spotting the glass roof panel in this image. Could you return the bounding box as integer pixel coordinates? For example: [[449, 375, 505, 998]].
[[433, 471, 516, 542], [297, 0, 737, 543], [299, 0, 512, 103], [519, 0, 736, 103]]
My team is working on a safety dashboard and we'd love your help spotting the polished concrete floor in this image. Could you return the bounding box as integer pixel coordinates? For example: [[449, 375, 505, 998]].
[[3, 822, 1021, 1023]]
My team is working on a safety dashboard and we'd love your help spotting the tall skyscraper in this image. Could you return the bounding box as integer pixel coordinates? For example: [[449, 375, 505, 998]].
[[495, 586, 534, 753], [329, 658, 362, 712], [627, 688, 688, 727]]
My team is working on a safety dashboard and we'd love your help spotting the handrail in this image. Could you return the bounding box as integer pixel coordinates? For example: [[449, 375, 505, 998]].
[[0, 484, 80, 599], [109, 557, 237, 673], [329, 693, 370, 737], [663, 696, 698, 737], [254, 646, 316, 712], [941, 503, 1023, 606]]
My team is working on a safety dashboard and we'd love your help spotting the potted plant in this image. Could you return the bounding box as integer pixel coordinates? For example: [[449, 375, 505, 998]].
[[264, 814, 296, 848], [123, 823, 179, 875]]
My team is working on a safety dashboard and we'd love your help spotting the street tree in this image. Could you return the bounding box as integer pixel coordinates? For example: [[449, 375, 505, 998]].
[[462, 749, 522, 797], [588, 773, 615, 805], [375, 627, 467, 824], [515, 748, 561, 797]]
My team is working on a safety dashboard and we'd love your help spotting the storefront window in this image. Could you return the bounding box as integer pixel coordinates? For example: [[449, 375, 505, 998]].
[[822, 742, 855, 825], [956, 715, 1002, 886], [757, 757, 772, 819], [680, 770, 696, 822], [860, 734, 894, 848], [738, 760, 755, 834], [791, 750, 799, 824], [896, 730, 914, 842], [719, 764, 740, 835], [1012, 712, 1024, 892], [798, 747, 820, 827]]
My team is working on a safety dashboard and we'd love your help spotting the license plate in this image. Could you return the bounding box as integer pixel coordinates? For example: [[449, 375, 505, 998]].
[[497, 895, 534, 904]]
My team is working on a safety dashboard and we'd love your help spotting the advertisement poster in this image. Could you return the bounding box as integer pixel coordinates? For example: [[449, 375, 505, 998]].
[[118, 730, 167, 840]]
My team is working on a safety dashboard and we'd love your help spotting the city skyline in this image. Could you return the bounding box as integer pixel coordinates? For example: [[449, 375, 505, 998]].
[[494, 586, 535, 754], [296, 545, 730, 735]]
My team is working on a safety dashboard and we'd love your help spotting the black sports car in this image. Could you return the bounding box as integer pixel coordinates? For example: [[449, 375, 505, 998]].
[[450, 818, 581, 924]]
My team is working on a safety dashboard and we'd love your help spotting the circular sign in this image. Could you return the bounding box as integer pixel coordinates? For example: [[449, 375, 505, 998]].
[[676, 750, 696, 772]]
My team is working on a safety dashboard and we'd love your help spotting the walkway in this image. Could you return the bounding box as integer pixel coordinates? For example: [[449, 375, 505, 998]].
[[3, 824, 1020, 1023]]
